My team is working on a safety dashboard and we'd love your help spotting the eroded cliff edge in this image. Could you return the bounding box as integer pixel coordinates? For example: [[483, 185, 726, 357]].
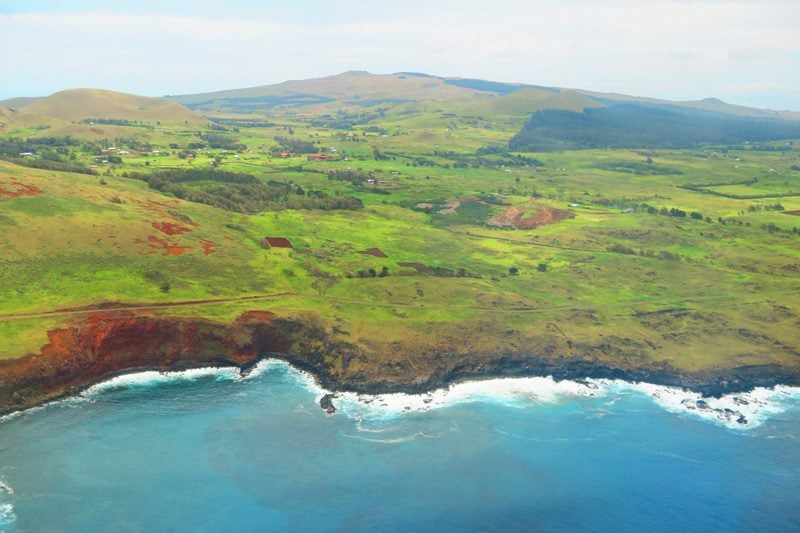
[[1, 310, 799, 415]]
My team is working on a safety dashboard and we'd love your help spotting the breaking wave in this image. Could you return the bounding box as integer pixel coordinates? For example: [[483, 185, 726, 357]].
[[4, 358, 800, 430]]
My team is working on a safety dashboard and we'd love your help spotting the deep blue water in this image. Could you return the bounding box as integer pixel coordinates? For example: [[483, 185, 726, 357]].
[[1, 361, 799, 532]]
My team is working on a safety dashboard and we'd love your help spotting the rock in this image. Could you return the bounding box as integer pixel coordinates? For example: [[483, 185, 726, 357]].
[[319, 393, 336, 414]]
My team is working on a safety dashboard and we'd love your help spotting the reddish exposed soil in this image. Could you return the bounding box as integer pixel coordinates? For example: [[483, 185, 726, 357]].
[[488, 203, 575, 229], [783, 210, 800, 216], [135, 235, 188, 256], [358, 248, 388, 258], [152, 221, 193, 235], [199, 238, 217, 255], [0, 311, 293, 413], [264, 237, 293, 248], [135, 199, 199, 227], [0, 181, 42, 199]]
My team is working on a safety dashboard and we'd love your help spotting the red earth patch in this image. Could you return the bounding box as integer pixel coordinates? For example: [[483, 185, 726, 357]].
[[0, 181, 42, 199], [199, 238, 217, 255], [487, 203, 575, 229], [152, 221, 192, 235], [135, 235, 188, 256]]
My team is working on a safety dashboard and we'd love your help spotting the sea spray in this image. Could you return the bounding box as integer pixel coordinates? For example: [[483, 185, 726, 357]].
[[5, 358, 800, 430]]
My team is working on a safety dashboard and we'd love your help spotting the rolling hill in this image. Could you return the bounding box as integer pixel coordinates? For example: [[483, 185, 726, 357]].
[[20, 88, 208, 125], [0, 106, 60, 132], [169, 70, 800, 120]]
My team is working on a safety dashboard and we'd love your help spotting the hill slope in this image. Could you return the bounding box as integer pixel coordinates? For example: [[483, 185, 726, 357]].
[[169, 71, 800, 123], [0, 106, 60, 132], [21, 89, 208, 125]]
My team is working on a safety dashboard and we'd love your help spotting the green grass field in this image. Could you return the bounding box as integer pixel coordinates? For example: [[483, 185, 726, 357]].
[[2, 100, 800, 380]]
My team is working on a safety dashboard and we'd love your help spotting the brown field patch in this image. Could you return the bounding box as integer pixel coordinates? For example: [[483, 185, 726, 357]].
[[358, 247, 388, 258], [398, 262, 427, 273], [263, 237, 293, 248], [487, 202, 574, 229], [783, 210, 800, 216], [152, 221, 193, 235], [0, 181, 42, 199]]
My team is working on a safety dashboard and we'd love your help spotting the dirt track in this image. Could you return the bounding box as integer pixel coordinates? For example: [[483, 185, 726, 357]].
[[1, 289, 797, 323]]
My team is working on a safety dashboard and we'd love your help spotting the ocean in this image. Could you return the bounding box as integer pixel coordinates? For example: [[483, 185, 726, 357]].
[[1, 360, 799, 532]]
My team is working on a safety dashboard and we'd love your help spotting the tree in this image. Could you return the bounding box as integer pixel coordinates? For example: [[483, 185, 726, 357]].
[[537, 263, 548, 272], [508, 266, 519, 275]]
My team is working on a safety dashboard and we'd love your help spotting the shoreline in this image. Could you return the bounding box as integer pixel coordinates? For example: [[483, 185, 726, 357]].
[[3, 352, 800, 426], [1, 310, 799, 419], [2, 355, 799, 430]]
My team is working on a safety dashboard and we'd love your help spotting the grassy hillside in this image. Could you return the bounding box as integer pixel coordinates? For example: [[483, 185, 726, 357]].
[[0, 106, 60, 133], [1, 75, 800, 395], [21, 89, 208, 125], [170, 71, 483, 112], [0, 97, 42, 110]]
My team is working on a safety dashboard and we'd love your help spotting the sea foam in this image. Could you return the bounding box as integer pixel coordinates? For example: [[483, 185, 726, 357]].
[[4, 357, 799, 431], [0, 479, 15, 528], [81, 366, 241, 397], [324, 376, 800, 430]]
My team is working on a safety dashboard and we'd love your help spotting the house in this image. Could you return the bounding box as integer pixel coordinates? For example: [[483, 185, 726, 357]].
[[308, 154, 336, 161], [279, 152, 290, 158]]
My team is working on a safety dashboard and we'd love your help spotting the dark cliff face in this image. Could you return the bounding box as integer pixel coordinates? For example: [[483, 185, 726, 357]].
[[1, 310, 799, 415]]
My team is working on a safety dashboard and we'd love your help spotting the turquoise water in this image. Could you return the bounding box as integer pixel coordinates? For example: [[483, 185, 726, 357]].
[[1, 360, 799, 532]]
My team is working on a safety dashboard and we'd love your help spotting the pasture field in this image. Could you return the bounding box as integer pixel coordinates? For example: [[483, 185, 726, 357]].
[[1, 107, 799, 380]]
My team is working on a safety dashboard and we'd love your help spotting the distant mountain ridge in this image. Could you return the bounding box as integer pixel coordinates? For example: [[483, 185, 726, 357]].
[[167, 70, 800, 121], [1, 72, 798, 150]]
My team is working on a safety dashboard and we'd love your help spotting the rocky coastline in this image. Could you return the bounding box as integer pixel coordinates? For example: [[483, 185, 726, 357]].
[[1, 310, 799, 417]]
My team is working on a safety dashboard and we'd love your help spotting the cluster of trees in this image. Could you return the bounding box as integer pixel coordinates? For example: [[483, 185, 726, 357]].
[[327, 169, 374, 185], [210, 118, 276, 129], [593, 160, 683, 175], [509, 103, 800, 151], [345, 266, 390, 279], [198, 132, 246, 151], [7, 156, 96, 175], [432, 148, 543, 169], [273, 136, 316, 154], [606, 244, 682, 261], [747, 203, 785, 212], [639, 203, 704, 220], [79, 118, 135, 126], [0, 137, 97, 174], [309, 111, 378, 130], [125, 168, 362, 213]]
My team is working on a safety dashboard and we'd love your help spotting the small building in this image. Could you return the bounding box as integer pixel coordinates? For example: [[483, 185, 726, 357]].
[[262, 237, 293, 249], [279, 152, 290, 159]]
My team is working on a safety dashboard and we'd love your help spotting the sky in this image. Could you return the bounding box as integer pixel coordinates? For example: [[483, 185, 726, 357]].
[[1, 0, 798, 110]]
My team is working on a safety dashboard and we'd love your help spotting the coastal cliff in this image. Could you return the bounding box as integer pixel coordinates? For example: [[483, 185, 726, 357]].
[[2, 309, 800, 415]]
